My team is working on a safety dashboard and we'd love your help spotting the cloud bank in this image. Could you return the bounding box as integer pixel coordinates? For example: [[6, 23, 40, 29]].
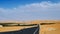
[[0, 1, 60, 20]]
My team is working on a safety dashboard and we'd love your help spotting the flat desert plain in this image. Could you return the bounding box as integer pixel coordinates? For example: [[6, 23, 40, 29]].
[[0, 20, 60, 34]]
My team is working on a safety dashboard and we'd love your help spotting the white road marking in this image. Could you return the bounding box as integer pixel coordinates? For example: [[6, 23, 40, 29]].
[[33, 25, 39, 34]]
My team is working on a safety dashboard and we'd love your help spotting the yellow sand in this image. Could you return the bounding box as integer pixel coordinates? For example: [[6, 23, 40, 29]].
[[40, 23, 60, 34], [0, 26, 37, 32], [0, 20, 60, 34]]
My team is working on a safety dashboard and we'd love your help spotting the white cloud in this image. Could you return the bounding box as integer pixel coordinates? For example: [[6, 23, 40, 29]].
[[0, 1, 60, 20]]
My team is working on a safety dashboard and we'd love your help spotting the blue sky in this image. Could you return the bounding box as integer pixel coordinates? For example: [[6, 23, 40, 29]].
[[0, 0, 60, 21], [0, 0, 60, 8]]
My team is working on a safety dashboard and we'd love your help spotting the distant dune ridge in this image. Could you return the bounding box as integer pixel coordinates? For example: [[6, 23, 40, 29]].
[[0, 20, 60, 23], [23, 20, 60, 24]]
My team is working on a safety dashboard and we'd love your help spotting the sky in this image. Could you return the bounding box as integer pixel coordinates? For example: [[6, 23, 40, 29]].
[[0, 0, 60, 21]]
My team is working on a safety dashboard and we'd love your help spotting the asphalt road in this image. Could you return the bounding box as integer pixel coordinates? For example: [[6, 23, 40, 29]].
[[0, 25, 39, 34]]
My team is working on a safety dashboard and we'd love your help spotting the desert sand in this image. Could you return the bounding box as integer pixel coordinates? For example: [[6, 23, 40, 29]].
[[0, 20, 60, 34]]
